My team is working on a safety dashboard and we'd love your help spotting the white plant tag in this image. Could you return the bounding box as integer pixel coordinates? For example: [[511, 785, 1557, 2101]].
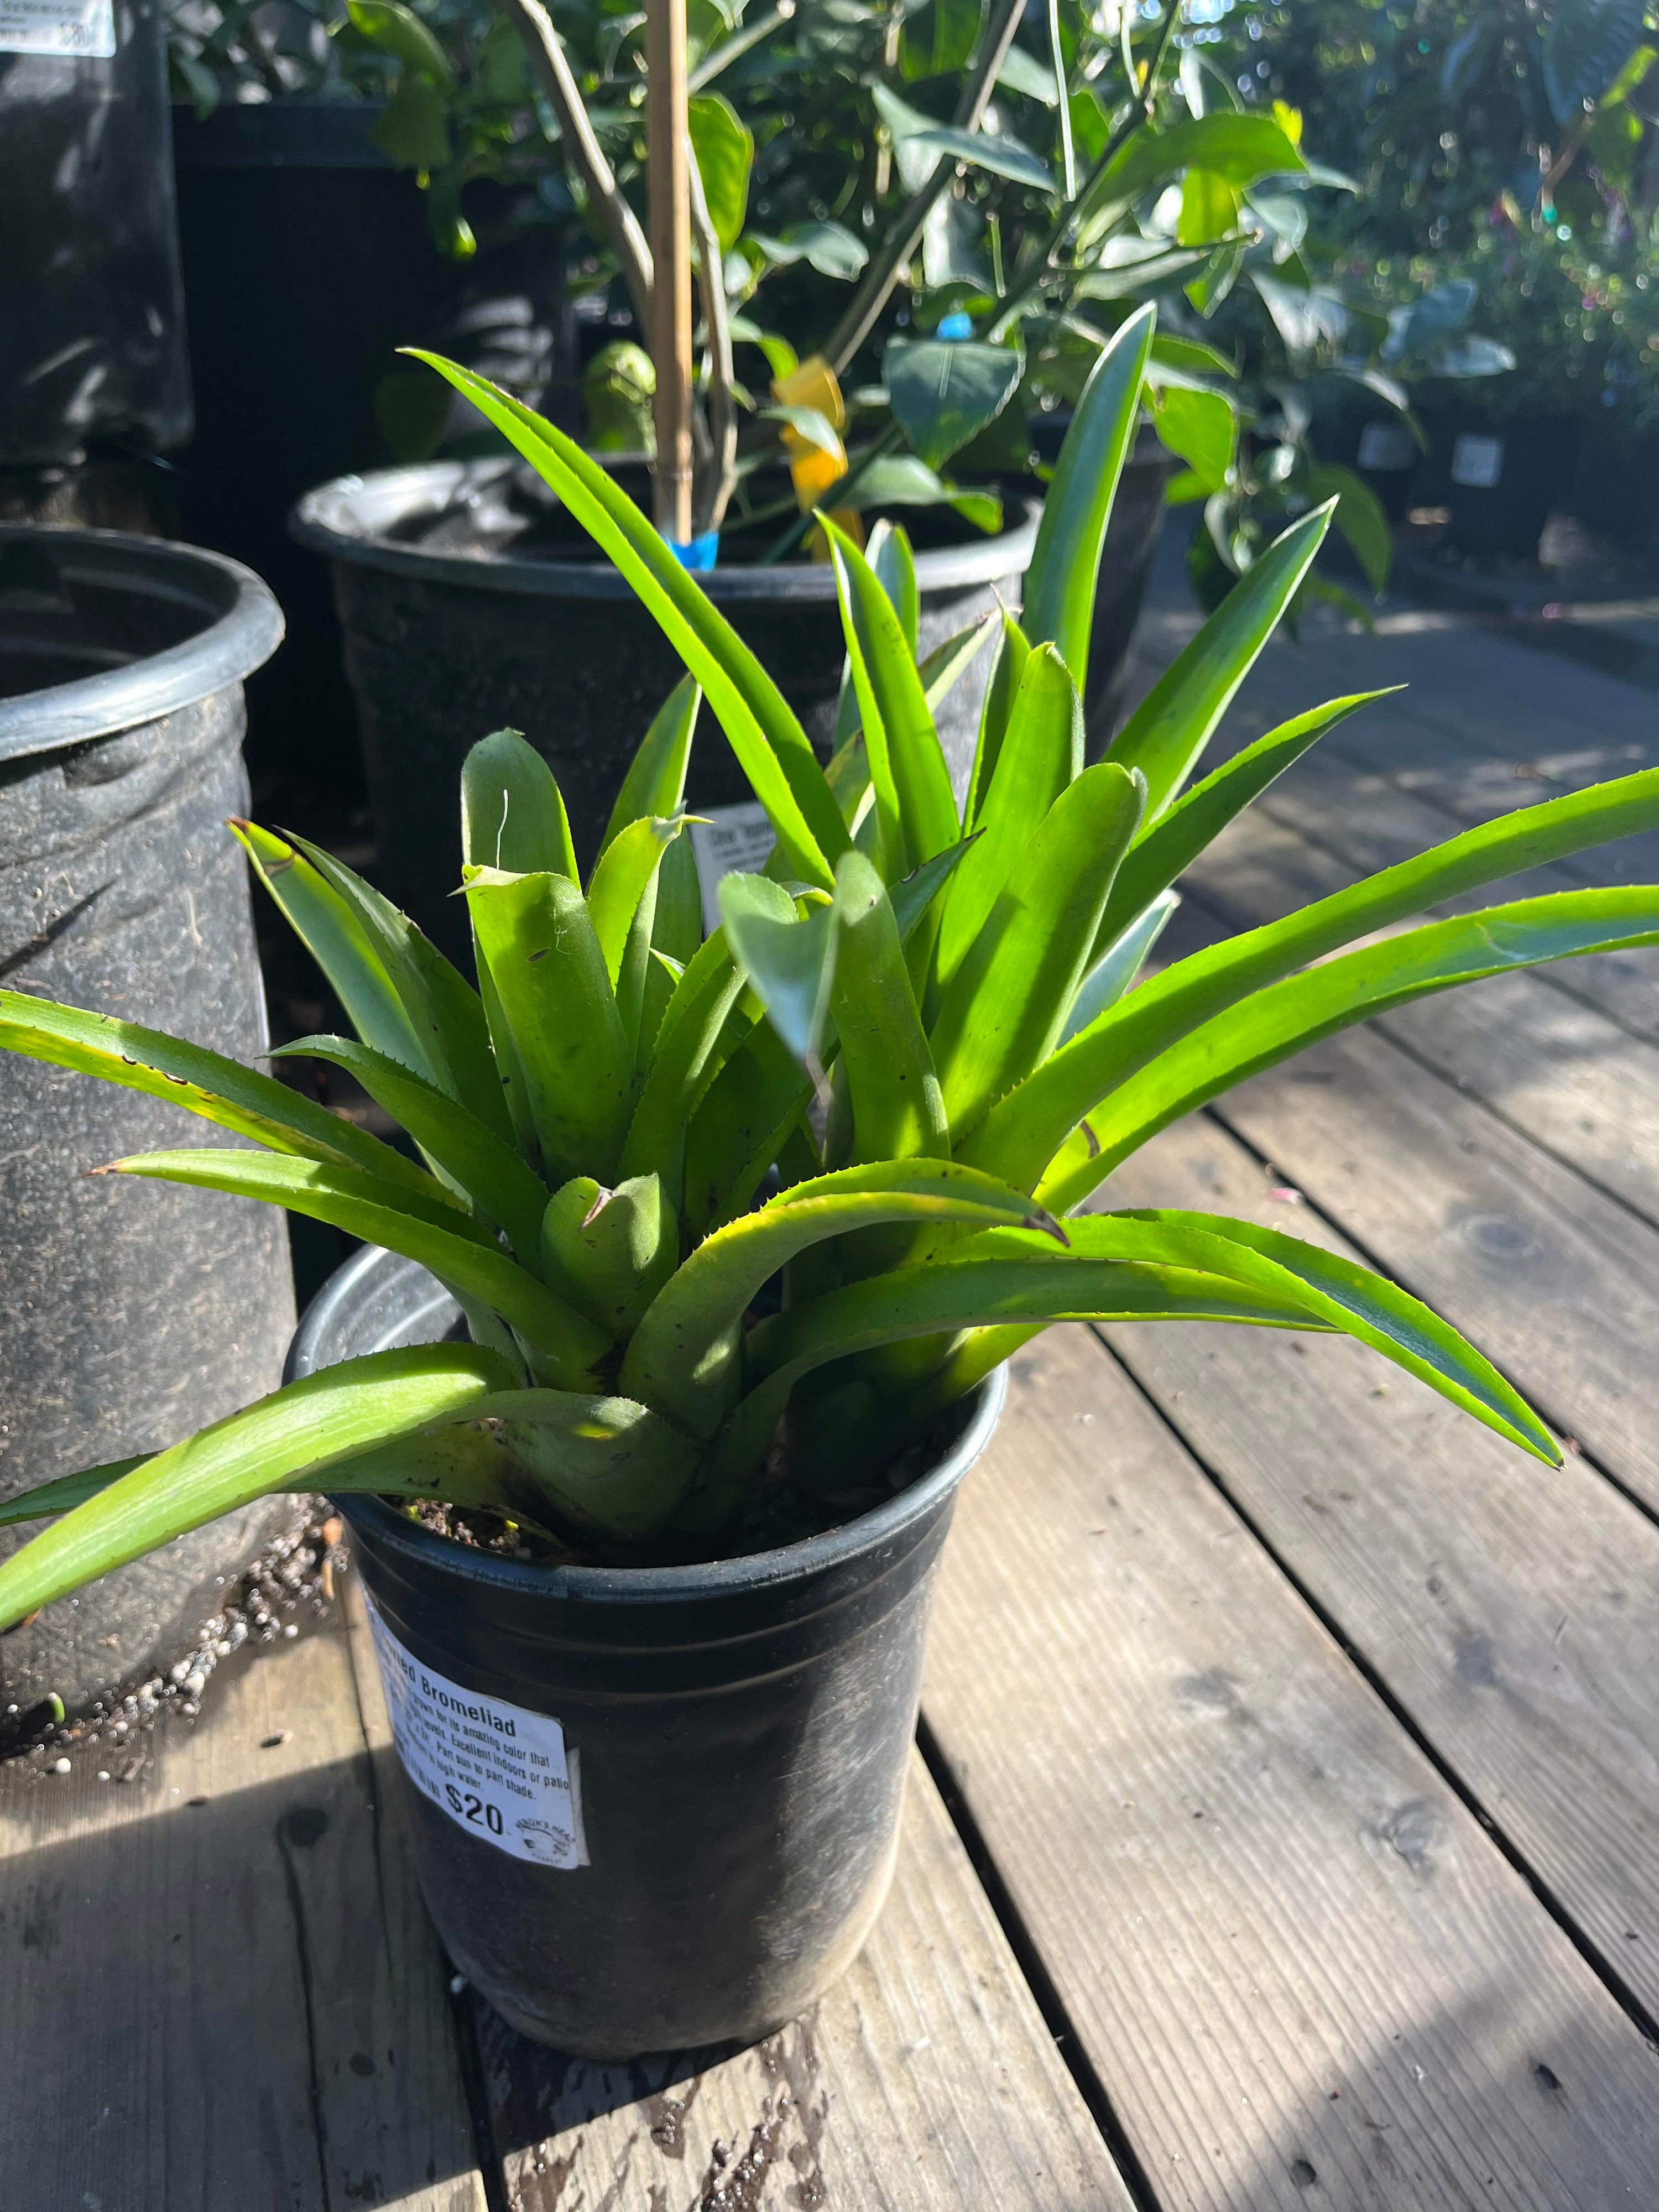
[[1451, 434, 1505, 490], [689, 801, 777, 935], [0, 0, 116, 56], [364, 1591, 589, 1868], [1357, 421, 1415, 472]]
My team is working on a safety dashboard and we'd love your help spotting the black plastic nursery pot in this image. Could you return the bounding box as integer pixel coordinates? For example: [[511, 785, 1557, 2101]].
[[0, 526, 299, 1713], [1421, 409, 1583, 560], [292, 458, 1041, 959], [289, 1244, 1007, 2057], [1567, 411, 1659, 555], [171, 100, 573, 797], [1326, 412, 1422, 526]]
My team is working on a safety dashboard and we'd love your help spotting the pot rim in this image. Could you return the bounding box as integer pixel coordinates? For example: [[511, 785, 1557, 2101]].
[[298, 1242, 1006, 1609], [0, 526, 285, 765], [289, 456, 1042, 601]]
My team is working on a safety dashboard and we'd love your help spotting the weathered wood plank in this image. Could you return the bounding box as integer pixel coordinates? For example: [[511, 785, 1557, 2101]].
[[476, 1749, 1132, 2211], [1228, 603, 1658, 765], [1122, 544, 1659, 859], [1122, 564, 1653, 763], [1209, 1016, 1659, 1514], [1203, 603, 1659, 888], [1244, 744, 1659, 1042], [0, 1579, 487, 2212], [1310, 714, 1659, 893], [1101, 1109, 1659, 2030], [1170, 802, 1659, 1231], [923, 1325, 1659, 2209]]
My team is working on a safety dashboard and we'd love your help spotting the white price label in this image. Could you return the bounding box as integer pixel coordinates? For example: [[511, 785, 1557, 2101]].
[[1450, 434, 1505, 491], [364, 1592, 588, 1868], [689, 801, 778, 935], [1357, 421, 1415, 473], [0, 0, 116, 55]]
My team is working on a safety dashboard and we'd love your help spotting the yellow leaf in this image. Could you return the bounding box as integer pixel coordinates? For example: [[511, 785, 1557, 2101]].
[[770, 354, 864, 555]]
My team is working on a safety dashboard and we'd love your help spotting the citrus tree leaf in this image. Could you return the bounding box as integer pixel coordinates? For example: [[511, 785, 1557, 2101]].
[[688, 92, 753, 252], [1543, 0, 1646, 120], [1149, 383, 1235, 492], [1306, 463, 1393, 595], [884, 338, 1025, 472]]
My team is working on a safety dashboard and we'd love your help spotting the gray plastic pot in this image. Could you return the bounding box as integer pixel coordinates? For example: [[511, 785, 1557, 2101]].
[[289, 1243, 1006, 2057], [0, 526, 299, 1714], [292, 459, 1040, 957]]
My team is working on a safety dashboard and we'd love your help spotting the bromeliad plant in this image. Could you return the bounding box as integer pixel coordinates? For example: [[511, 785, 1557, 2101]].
[[3, 302, 1659, 1626]]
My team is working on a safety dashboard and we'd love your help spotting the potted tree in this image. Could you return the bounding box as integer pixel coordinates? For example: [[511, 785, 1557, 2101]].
[[4, 316, 1657, 2052], [291, 0, 1339, 951]]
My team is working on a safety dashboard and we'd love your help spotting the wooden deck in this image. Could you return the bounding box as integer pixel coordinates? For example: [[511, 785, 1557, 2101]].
[[8, 553, 1659, 2209]]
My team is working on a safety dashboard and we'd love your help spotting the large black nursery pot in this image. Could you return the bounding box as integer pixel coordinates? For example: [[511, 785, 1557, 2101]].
[[1567, 410, 1659, 556], [1324, 411, 1422, 526], [290, 1245, 1006, 2057], [170, 98, 573, 797], [0, 526, 299, 1712], [291, 458, 1040, 958], [1420, 407, 1583, 560]]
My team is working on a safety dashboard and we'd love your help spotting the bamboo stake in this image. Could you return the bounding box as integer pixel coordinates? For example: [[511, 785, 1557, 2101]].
[[646, 0, 694, 541]]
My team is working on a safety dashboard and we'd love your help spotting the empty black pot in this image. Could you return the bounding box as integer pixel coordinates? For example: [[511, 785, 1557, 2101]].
[[289, 1243, 1006, 2057], [0, 525, 298, 1712]]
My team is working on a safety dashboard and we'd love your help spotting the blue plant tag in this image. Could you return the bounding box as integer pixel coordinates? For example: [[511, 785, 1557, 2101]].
[[667, 530, 721, 571], [936, 310, 974, 341]]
